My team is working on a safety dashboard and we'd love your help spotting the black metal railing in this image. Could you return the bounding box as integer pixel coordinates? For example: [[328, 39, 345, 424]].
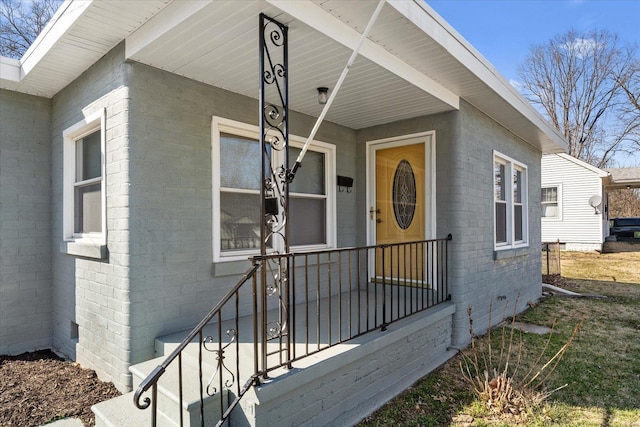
[[133, 235, 451, 426]]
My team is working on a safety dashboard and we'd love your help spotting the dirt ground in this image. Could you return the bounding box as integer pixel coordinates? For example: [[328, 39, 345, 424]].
[[0, 350, 121, 427]]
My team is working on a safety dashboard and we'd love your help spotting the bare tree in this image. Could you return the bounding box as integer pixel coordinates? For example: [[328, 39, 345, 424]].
[[0, 0, 60, 59], [518, 29, 638, 168], [617, 58, 640, 150], [608, 188, 640, 218]]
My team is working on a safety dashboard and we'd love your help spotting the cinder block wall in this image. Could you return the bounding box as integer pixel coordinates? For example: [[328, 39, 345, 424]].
[[51, 44, 132, 391], [124, 62, 358, 374], [446, 101, 542, 346], [0, 89, 52, 354]]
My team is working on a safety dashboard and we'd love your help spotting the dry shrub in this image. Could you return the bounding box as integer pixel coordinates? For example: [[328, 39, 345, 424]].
[[460, 301, 583, 419]]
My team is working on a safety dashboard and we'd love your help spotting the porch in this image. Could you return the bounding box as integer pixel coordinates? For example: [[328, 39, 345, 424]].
[[93, 237, 455, 426]]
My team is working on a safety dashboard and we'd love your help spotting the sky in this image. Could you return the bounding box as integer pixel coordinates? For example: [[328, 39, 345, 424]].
[[427, 0, 640, 84]]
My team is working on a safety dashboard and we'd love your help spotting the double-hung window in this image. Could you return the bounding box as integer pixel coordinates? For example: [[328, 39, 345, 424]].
[[494, 151, 528, 249], [212, 117, 336, 262], [63, 110, 106, 247], [541, 186, 560, 219]]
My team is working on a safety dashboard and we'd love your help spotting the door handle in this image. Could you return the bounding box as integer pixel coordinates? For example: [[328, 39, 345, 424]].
[[376, 218, 383, 223]]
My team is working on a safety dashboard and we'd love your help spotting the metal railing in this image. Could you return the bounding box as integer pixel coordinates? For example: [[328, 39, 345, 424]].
[[133, 235, 452, 426]]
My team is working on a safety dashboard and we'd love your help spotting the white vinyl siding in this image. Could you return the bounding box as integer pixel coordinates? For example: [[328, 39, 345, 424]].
[[541, 154, 607, 245]]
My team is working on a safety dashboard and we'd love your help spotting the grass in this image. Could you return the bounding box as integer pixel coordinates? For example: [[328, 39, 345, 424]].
[[359, 249, 640, 427]]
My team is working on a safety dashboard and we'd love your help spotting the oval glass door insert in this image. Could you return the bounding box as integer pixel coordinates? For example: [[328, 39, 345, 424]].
[[392, 159, 416, 230]]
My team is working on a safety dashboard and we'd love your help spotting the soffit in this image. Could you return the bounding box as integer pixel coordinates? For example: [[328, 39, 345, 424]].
[[0, 0, 171, 97]]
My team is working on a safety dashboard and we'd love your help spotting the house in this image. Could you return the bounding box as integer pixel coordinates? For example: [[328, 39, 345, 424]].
[[541, 154, 640, 251], [541, 154, 610, 251], [0, 0, 567, 425]]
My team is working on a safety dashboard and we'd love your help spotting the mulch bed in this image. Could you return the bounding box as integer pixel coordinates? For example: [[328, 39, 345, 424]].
[[0, 350, 121, 427]]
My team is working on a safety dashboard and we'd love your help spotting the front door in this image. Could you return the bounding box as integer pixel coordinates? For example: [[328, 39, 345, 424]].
[[368, 133, 434, 286]]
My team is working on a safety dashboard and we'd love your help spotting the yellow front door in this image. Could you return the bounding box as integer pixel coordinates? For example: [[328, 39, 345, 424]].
[[373, 142, 425, 285]]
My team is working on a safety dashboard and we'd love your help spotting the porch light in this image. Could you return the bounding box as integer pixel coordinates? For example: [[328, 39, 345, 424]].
[[317, 87, 328, 105]]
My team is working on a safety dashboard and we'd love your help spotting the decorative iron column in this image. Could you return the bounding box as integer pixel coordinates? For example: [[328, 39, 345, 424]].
[[259, 13, 289, 254], [259, 13, 289, 377]]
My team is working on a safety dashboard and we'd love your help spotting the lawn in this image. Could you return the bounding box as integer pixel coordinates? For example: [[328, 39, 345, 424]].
[[359, 250, 640, 427]]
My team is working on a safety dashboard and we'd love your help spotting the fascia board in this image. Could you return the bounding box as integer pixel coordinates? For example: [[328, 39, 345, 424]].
[[125, 0, 212, 60], [392, 0, 568, 153], [20, 0, 93, 76], [265, 0, 459, 111]]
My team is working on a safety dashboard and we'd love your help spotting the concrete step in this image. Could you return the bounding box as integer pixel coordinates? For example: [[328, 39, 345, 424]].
[[127, 356, 227, 427], [93, 392, 169, 427]]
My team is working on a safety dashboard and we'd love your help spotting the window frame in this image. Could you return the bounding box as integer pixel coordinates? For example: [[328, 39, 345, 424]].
[[541, 184, 562, 220], [62, 110, 106, 245], [212, 117, 336, 263], [493, 151, 528, 250]]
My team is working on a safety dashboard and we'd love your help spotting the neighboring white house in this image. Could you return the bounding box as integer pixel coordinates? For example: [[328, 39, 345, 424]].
[[541, 153, 610, 251]]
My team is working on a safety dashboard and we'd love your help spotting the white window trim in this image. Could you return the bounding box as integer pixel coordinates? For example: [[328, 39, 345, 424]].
[[541, 183, 562, 221], [493, 151, 528, 250], [62, 109, 107, 246], [212, 116, 336, 263]]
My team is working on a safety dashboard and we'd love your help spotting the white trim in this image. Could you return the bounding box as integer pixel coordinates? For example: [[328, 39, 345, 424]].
[[62, 109, 107, 246], [365, 131, 437, 247], [265, 0, 459, 111], [211, 117, 336, 263], [21, 0, 92, 76], [493, 150, 528, 250]]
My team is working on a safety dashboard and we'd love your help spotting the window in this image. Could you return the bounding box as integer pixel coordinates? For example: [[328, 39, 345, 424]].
[[542, 186, 560, 219], [494, 152, 528, 249], [212, 117, 336, 262], [63, 110, 106, 245]]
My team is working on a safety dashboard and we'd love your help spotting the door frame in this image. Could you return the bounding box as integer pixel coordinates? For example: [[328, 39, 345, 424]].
[[365, 131, 436, 247]]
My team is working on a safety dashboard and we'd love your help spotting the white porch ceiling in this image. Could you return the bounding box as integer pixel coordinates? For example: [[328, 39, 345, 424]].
[[124, 0, 458, 131], [0, 0, 568, 153]]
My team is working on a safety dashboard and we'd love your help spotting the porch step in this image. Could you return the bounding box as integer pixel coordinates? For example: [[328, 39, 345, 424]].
[[94, 288, 449, 427], [94, 354, 227, 427], [93, 393, 157, 427]]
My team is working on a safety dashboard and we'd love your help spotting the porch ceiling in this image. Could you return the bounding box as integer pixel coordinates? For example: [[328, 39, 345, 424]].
[[123, 0, 458, 131], [0, 0, 568, 153]]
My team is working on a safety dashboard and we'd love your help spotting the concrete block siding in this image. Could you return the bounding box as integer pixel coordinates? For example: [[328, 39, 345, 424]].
[[449, 103, 542, 346], [0, 89, 52, 355], [50, 43, 133, 390]]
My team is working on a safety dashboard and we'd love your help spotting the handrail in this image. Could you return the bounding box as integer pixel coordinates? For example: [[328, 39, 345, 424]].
[[133, 262, 260, 410], [133, 235, 451, 426]]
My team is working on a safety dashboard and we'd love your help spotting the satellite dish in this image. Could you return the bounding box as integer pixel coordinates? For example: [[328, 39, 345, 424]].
[[589, 195, 602, 208]]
